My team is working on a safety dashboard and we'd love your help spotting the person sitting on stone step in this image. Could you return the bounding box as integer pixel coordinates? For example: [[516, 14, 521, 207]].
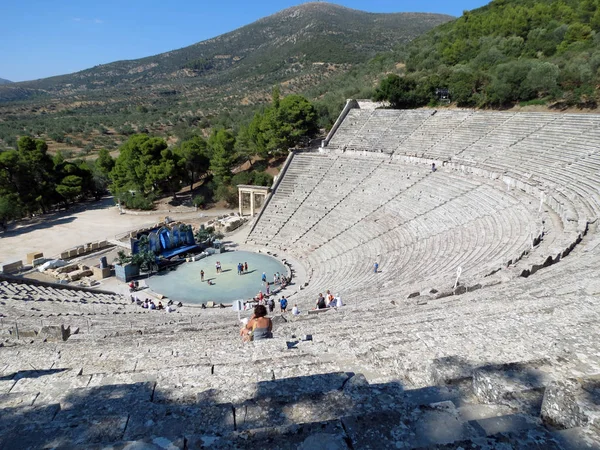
[[316, 293, 326, 309], [326, 290, 335, 307], [240, 305, 273, 342]]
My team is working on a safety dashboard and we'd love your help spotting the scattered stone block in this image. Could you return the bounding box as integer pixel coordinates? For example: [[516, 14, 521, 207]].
[[56, 264, 79, 274], [472, 360, 556, 407], [541, 377, 600, 430], [60, 252, 70, 259], [38, 324, 71, 341], [68, 269, 93, 281], [32, 257, 49, 267], [92, 266, 111, 280], [26, 251, 43, 264], [408, 291, 420, 299], [0, 260, 23, 274], [68, 249, 78, 258]]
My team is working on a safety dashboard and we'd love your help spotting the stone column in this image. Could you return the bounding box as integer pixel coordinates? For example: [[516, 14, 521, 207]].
[[250, 191, 255, 217], [239, 190, 243, 216]]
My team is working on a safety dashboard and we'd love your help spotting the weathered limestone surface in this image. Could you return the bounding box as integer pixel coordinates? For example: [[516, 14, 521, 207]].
[[542, 378, 600, 430], [4, 110, 600, 447]]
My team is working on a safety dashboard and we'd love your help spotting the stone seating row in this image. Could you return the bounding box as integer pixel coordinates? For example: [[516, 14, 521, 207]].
[[2, 254, 599, 447], [249, 154, 340, 244], [252, 148, 560, 301], [249, 156, 426, 245], [296, 175, 537, 298]]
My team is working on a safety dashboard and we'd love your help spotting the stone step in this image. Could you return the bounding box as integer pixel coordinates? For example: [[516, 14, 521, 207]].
[[541, 376, 600, 430]]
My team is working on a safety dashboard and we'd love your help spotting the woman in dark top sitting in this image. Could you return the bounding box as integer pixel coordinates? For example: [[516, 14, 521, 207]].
[[240, 305, 273, 342]]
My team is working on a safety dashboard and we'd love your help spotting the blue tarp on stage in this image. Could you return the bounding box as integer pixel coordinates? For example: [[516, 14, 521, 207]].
[[161, 244, 200, 259]]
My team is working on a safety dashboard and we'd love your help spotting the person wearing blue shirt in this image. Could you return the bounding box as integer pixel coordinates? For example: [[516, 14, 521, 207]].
[[279, 296, 288, 312]]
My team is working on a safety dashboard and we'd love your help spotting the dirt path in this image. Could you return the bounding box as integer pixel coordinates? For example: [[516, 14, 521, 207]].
[[0, 197, 236, 264]]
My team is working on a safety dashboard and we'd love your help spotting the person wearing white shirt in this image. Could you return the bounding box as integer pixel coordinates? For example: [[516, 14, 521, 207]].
[[292, 304, 300, 315]]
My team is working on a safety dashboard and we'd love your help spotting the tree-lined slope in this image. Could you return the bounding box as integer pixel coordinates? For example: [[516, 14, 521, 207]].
[[377, 0, 600, 108], [0, 2, 451, 150]]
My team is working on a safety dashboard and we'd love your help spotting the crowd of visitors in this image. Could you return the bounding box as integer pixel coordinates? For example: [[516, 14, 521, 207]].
[[131, 296, 182, 312]]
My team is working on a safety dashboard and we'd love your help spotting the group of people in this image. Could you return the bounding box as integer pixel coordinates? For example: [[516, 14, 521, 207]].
[[132, 297, 182, 313], [237, 262, 249, 275], [261, 271, 287, 287], [315, 290, 343, 309]]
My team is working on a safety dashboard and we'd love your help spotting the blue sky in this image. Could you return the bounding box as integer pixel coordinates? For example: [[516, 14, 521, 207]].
[[0, 1, 489, 82]]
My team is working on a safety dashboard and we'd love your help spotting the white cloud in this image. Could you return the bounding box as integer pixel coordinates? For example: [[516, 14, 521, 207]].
[[94, 19, 103, 24]]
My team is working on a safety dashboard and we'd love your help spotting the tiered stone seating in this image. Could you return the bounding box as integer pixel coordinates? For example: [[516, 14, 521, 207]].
[[326, 108, 371, 150], [273, 156, 383, 245], [1, 248, 599, 448], [397, 110, 473, 158], [4, 107, 600, 447], [249, 153, 338, 246], [303, 179, 536, 299], [326, 107, 600, 280], [429, 110, 514, 159]]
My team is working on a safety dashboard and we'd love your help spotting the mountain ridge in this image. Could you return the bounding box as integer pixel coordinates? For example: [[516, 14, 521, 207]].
[[0, 3, 452, 101], [0, 78, 11, 85], [0, 2, 452, 150]]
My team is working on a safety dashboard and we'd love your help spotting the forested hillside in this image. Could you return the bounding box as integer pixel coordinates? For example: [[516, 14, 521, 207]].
[[0, 3, 451, 152], [0, 88, 319, 225], [375, 0, 600, 108]]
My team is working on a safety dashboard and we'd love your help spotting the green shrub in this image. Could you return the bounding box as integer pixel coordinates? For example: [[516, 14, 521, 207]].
[[192, 194, 205, 207], [231, 171, 253, 186], [118, 192, 156, 210], [252, 171, 273, 187], [214, 184, 238, 206]]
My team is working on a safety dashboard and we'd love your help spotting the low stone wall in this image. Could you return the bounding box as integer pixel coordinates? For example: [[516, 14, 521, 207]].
[[0, 260, 23, 274], [60, 240, 110, 260]]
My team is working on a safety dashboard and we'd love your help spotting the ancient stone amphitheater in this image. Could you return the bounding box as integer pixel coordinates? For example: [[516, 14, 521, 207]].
[[2, 103, 600, 449]]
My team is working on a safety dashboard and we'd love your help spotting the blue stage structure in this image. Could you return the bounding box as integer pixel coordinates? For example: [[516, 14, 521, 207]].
[[131, 223, 199, 261]]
